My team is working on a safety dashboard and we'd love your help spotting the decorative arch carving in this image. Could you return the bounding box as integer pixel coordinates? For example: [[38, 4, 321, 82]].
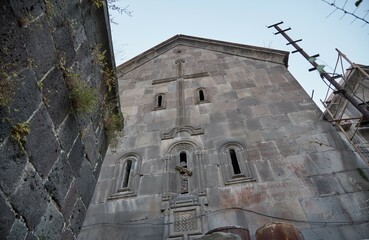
[[168, 141, 197, 154], [162, 141, 206, 201], [109, 152, 141, 199], [161, 126, 204, 140], [218, 142, 254, 185]]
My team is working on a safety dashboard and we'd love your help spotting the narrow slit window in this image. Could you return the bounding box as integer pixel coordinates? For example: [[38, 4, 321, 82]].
[[122, 160, 132, 188], [180, 151, 187, 168], [229, 149, 241, 174], [158, 95, 163, 107], [199, 90, 205, 101]]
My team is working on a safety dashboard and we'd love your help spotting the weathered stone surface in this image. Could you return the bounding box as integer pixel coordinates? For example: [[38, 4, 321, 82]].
[[0, 194, 15, 238], [81, 36, 369, 240], [76, 159, 96, 206], [25, 105, 61, 178], [0, 140, 27, 195], [58, 114, 80, 154], [45, 154, 73, 206], [25, 15, 56, 79], [34, 202, 64, 239], [0, 69, 41, 142], [69, 198, 86, 236], [61, 181, 79, 220], [10, 165, 48, 230], [0, 0, 116, 239], [83, 124, 99, 168], [7, 219, 28, 240], [67, 135, 84, 177], [42, 68, 71, 128], [309, 175, 345, 196], [62, 228, 77, 240]]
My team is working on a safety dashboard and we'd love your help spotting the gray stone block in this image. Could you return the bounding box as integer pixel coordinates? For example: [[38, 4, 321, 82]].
[[0, 140, 27, 195], [238, 97, 259, 107], [61, 181, 79, 220], [0, 69, 41, 142], [83, 124, 99, 168], [25, 15, 56, 79], [302, 226, 344, 240], [58, 114, 79, 154], [34, 202, 64, 240], [67, 135, 84, 177], [338, 191, 369, 222], [245, 118, 262, 131], [335, 170, 369, 193], [260, 114, 292, 129], [139, 175, 163, 195], [7, 219, 28, 240], [42, 68, 71, 128], [253, 161, 275, 182], [300, 196, 351, 223], [25, 105, 61, 178], [0, 194, 15, 238], [45, 154, 73, 206], [69, 198, 86, 236], [309, 175, 345, 196], [76, 159, 96, 206], [10, 165, 48, 230], [338, 222, 369, 240], [256, 141, 280, 161], [62, 228, 77, 240]]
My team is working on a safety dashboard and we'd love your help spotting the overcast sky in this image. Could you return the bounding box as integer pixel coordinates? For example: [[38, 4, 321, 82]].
[[109, 0, 369, 109]]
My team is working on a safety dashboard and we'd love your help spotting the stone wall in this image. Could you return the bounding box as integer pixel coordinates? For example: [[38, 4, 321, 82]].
[[79, 37, 369, 240], [0, 0, 118, 239]]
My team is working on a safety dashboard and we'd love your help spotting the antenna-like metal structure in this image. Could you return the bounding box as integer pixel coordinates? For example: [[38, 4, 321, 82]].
[[267, 21, 369, 120]]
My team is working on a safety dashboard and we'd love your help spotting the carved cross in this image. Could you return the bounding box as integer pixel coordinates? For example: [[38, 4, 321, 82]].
[[152, 59, 209, 128]]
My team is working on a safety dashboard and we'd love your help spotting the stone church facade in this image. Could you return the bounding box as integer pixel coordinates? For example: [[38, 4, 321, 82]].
[[78, 35, 369, 239]]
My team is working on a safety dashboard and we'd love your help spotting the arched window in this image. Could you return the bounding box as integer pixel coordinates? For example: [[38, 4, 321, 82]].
[[195, 88, 209, 104], [219, 142, 254, 185], [122, 160, 132, 188], [180, 151, 187, 168], [109, 153, 141, 199], [199, 90, 205, 101], [158, 95, 163, 107], [229, 149, 241, 174], [154, 93, 166, 110]]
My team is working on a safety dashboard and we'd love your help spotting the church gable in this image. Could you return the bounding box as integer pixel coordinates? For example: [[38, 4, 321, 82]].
[[79, 36, 369, 240], [118, 35, 289, 76]]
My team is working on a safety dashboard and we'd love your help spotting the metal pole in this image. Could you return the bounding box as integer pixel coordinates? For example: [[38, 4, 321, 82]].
[[270, 23, 369, 120], [336, 48, 369, 80]]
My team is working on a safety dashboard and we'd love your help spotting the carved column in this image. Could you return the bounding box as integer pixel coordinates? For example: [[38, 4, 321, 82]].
[[162, 155, 170, 201], [195, 150, 206, 196]]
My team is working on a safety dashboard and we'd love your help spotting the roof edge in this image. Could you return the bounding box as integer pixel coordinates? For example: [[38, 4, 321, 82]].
[[117, 34, 289, 75]]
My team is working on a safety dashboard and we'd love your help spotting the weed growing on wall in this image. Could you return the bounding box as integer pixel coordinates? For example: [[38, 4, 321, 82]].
[[66, 71, 98, 115], [104, 102, 124, 145], [91, 0, 104, 8], [11, 122, 30, 153], [57, 54, 99, 116], [92, 44, 117, 93]]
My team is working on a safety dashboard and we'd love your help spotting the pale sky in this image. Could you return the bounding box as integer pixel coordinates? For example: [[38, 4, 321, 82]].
[[110, 0, 369, 109]]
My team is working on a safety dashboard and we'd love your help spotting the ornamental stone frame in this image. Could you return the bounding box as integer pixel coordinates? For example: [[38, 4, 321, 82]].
[[109, 152, 141, 199], [219, 142, 255, 185]]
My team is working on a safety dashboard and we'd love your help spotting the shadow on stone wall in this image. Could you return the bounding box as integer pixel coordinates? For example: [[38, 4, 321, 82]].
[[0, 0, 120, 239]]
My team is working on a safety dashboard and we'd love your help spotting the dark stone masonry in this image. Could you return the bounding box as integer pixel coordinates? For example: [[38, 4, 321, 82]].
[[0, 0, 117, 239]]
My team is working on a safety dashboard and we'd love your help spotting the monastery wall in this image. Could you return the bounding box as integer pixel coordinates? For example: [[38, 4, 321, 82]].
[[80, 41, 369, 240], [0, 1, 117, 239]]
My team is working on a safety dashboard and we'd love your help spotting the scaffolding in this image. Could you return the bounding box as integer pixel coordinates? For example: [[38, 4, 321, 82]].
[[268, 22, 369, 163]]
